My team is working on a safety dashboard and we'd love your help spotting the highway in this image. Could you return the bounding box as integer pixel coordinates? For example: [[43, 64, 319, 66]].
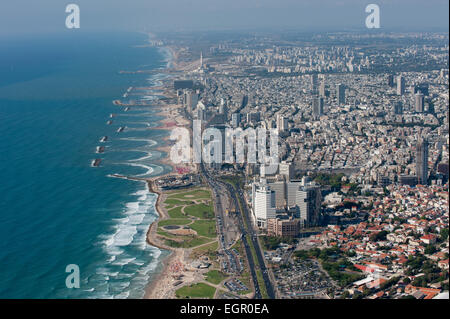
[[227, 179, 276, 299], [200, 163, 263, 299]]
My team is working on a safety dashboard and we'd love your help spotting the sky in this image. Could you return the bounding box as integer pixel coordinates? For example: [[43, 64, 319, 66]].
[[0, 0, 448, 36]]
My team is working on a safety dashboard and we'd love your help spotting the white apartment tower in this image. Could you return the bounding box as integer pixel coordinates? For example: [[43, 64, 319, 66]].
[[253, 185, 276, 228]]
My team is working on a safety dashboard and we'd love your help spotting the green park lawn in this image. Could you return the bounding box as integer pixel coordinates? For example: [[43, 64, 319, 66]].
[[204, 270, 228, 285], [176, 283, 216, 299]]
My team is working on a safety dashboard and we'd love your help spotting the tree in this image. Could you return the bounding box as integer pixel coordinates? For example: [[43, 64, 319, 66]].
[[370, 230, 388, 242], [440, 228, 449, 242], [424, 245, 437, 255]]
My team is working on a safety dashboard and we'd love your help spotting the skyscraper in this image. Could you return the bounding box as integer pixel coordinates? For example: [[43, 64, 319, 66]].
[[184, 91, 198, 112], [387, 74, 394, 87], [311, 74, 318, 93], [337, 84, 345, 105], [231, 112, 241, 128], [278, 162, 294, 181], [415, 92, 424, 113], [397, 75, 405, 95], [276, 114, 288, 132], [394, 101, 403, 115], [312, 96, 324, 120], [240, 95, 248, 109], [319, 80, 326, 97], [219, 98, 228, 115], [416, 137, 429, 185], [295, 183, 321, 227], [253, 186, 276, 228]]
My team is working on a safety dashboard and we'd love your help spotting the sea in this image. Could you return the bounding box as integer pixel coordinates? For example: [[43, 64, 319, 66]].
[[0, 31, 172, 298]]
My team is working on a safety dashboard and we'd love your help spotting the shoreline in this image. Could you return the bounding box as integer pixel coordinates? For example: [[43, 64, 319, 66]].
[[116, 34, 202, 299], [140, 39, 193, 299], [111, 34, 185, 298]]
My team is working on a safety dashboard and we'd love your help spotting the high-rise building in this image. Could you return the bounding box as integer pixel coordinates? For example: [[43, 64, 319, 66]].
[[397, 75, 405, 95], [394, 101, 403, 115], [415, 92, 425, 113], [231, 113, 241, 128], [387, 74, 394, 87], [311, 74, 318, 93], [276, 114, 288, 132], [399, 175, 418, 186], [195, 108, 206, 121], [312, 96, 324, 120], [267, 217, 300, 237], [337, 84, 345, 105], [173, 80, 194, 90], [278, 162, 294, 181], [219, 99, 228, 117], [286, 181, 302, 207], [240, 95, 248, 109], [267, 181, 286, 208], [295, 182, 321, 227], [377, 174, 391, 187], [184, 91, 198, 112], [319, 81, 326, 97], [246, 112, 260, 124], [416, 137, 429, 185], [253, 186, 276, 228]]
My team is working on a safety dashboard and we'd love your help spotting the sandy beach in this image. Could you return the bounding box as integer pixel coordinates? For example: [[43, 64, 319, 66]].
[[143, 180, 207, 299], [141, 41, 201, 299]]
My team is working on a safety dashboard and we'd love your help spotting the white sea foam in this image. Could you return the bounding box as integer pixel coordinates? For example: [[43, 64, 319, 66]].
[[125, 163, 154, 176], [94, 70, 171, 298], [114, 291, 130, 299], [112, 257, 136, 266], [96, 180, 162, 299], [119, 137, 157, 147]]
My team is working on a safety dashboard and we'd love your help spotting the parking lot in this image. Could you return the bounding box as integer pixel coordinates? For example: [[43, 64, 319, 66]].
[[272, 258, 336, 298]]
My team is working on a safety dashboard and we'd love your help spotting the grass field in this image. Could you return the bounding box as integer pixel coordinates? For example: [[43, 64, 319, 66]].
[[175, 283, 216, 299], [157, 187, 217, 249], [189, 220, 217, 238], [158, 219, 192, 227], [167, 189, 212, 201], [156, 230, 177, 239], [192, 240, 218, 254], [165, 198, 194, 206], [184, 203, 214, 219], [167, 206, 185, 219], [204, 270, 228, 285], [164, 236, 213, 249]]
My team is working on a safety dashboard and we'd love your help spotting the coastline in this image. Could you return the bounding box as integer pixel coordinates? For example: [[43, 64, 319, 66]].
[[124, 34, 204, 299], [141, 39, 192, 299]]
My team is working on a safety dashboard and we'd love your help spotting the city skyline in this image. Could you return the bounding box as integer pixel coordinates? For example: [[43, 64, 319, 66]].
[[0, 0, 448, 304]]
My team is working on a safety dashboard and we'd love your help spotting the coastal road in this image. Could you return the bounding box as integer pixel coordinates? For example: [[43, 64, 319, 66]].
[[200, 164, 262, 299], [227, 180, 276, 299]]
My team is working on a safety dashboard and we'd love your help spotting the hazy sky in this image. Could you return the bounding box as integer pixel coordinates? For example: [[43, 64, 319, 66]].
[[0, 0, 448, 35]]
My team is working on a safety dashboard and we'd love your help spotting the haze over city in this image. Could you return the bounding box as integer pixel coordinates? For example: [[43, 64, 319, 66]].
[[0, 0, 448, 36]]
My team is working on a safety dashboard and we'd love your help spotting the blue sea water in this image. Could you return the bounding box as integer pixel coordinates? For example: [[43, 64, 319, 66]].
[[0, 31, 172, 298]]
